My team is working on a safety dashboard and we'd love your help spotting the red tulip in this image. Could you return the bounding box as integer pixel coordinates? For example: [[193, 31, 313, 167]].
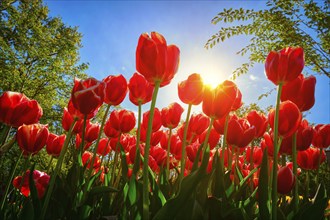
[[75, 133, 92, 151], [246, 146, 263, 167], [140, 128, 163, 146], [277, 165, 295, 194], [297, 147, 326, 170], [261, 132, 277, 157], [202, 80, 238, 119], [82, 151, 101, 169], [231, 88, 243, 111], [161, 102, 184, 129], [226, 115, 256, 148], [188, 113, 210, 136], [83, 121, 100, 143], [199, 128, 220, 150], [103, 74, 128, 105], [136, 31, 180, 87], [186, 141, 202, 163], [13, 170, 50, 198], [128, 72, 154, 106], [150, 145, 167, 167], [96, 138, 111, 156], [268, 101, 302, 138], [108, 109, 136, 134], [265, 47, 304, 85], [17, 124, 49, 155], [0, 91, 42, 127], [61, 107, 84, 133], [280, 119, 314, 153], [246, 110, 268, 138], [46, 133, 66, 157], [110, 134, 136, 152], [213, 115, 227, 135], [71, 77, 104, 115], [142, 108, 162, 132], [281, 74, 316, 111], [178, 73, 204, 105], [104, 119, 120, 138], [313, 124, 330, 149]]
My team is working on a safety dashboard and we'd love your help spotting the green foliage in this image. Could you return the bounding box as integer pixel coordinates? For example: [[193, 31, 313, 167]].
[[206, 0, 330, 79], [0, 0, 88, 129]]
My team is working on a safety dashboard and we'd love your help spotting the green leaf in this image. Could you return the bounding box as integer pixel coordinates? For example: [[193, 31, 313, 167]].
[[119, 143, 128, 180], [89, 185, 118, 197], [28, 165, 41, 219], [153, 146, 210, 220], [257, 148, 270, 220], [19, 199, 34, 220]]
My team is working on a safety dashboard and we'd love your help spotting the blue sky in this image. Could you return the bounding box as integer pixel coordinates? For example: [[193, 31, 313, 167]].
[[46, 1, 329, 125]]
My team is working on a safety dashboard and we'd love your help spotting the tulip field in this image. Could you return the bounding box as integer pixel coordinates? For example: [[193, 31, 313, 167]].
[[0, 31, 330, 220]]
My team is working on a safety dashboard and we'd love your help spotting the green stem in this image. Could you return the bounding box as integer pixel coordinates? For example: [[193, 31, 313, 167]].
[[85, 104, 111, 184], [110, 134, 121, 186], [305, 170, 310, 201], [79, 115, 88, 153], [100, 138, 111, 165], [179, 103, 192, 182], [0, 125, 11, 146], [271, 83, 283, 220], [133, 102, 142, 172], [316, 148, 323, 183], [46, 156, 54, 174], [41, 118, 77, 219], [166, 128, 173, 179], [0, 151, 23, 210], [250, 144, 254, 171], [142, 81, 161, 220], [292, 132, 298, 214], [202, 117, 215, 151], [221, 114, 230, 171]]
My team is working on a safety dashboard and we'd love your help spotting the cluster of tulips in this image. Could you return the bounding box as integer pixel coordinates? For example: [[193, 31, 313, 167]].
[[0, 31, 329, 219]]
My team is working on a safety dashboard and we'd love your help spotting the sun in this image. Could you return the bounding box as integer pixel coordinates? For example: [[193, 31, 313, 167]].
[[200, 70, 226, 89]]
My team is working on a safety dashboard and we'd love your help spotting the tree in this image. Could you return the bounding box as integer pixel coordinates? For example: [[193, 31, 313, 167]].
[[206, 0, 330, 79], [0, 0, 88, 129]]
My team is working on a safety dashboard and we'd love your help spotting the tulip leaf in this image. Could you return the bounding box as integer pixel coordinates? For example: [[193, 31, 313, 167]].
[[192, 143, 204, 171], [119, 143, 128, 180], [153, 146, 210, 220], [89, 186, 118, 197], [209, 151, 227, 201], [257, 148, 270, 220], [132, 147, 141, 176], [28, 165, 41, 219], [19, 199, 34, 220]]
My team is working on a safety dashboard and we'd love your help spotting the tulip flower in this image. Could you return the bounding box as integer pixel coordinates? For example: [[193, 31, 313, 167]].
[[75, 133, 92, 151], [312, 124, 330, 149], [226, 115, 256, 148], [103, 119, 120, 138], [150, 145, 167, 167], [82, 151, 101, 169], [199, 128, 220, 150], [107, 109, 136, 134], [246, 146, 263, 167], [103, 74, 128, 106], [17, 124, 49, 155], [136, 31, 180, 87], [297, 147, 326, 170], [71, 78, 104, 116], [13, 170, 50, 199], [281, 74, 316, 112], [46, 133, 66, 157], [142, 108, 162, 132], [61, 107, 84, 133], [265, 47, 304, 85], [96, 138, 111, 156], [161, 102, 184, 129], [83, 121, 100, 143], [268, 101, 302, 138], [128, 72, 154, 106], [140, 128, 163, 146], [277, 165, 295, 194], [188, 113, 210, 137], [202, 80, 239, 119], [0, 91, 42, 127], [178, 73, 204, 105], [231, 89, 243, 111], [246, 110, 268, 138]]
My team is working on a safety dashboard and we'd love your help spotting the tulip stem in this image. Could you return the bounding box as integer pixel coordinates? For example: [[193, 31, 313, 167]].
[[41, 118, 77, 219], [202, 117, 215, 151], [100, 138, 111, 165], [110, 134, 121, 186], [292, 132, 298, 214], [46, 156, 54, 174], [166, 128, 173, 179], [143, 80, 161, 220], [222, 114, 229, 171], [316, 148, 323, 183], [0, 125, 11, 146], [79, 115, 88, 153], [271, 83, 283, 220], [0, 151, 23, 210], [134, 103, 142, 173], [179, 103, 192, 182], [85, 104, 111, 188]]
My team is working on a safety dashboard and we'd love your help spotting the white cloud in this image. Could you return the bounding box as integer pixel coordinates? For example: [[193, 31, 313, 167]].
[[249, 74, 258, 81]]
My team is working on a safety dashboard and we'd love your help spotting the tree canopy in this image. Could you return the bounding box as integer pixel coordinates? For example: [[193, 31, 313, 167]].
[[0, 0, 87, 129], [206, 0, 330, 79]]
